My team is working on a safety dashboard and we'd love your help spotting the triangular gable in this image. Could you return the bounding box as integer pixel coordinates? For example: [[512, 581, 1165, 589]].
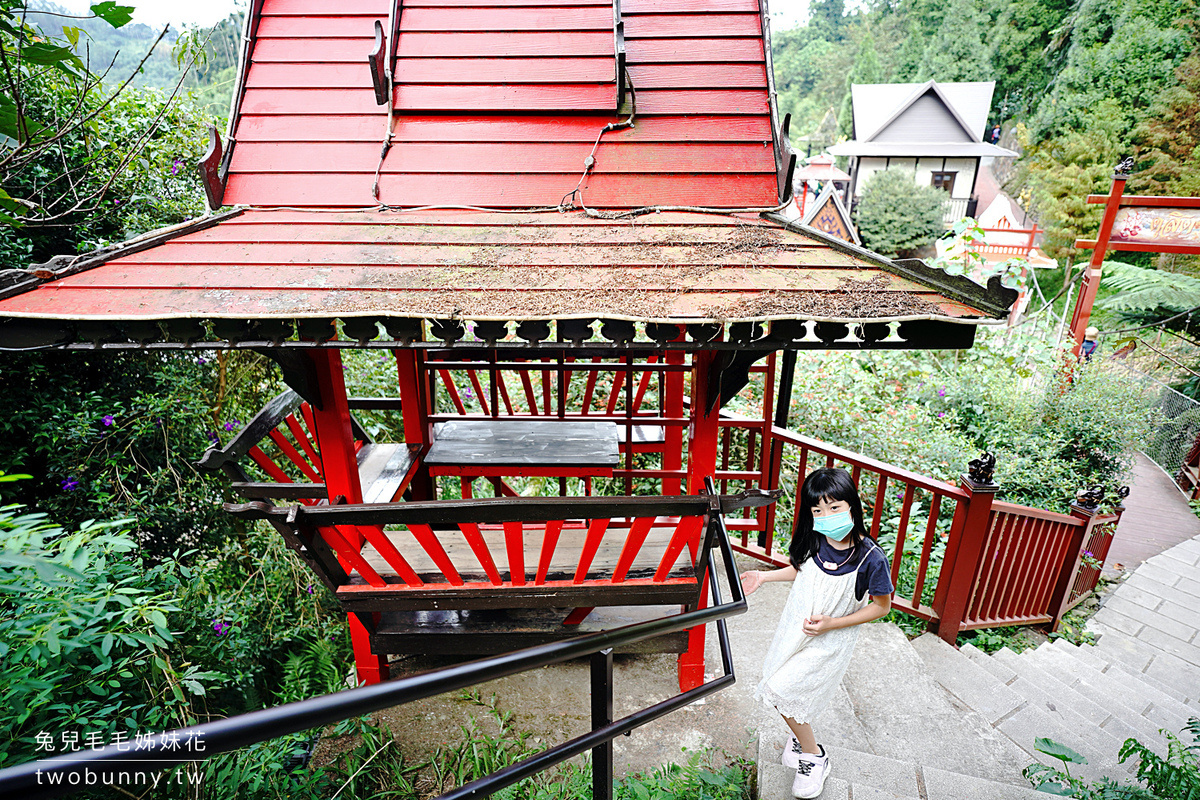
[[801, 184, 860, 246], [853, 80, 993, 144]]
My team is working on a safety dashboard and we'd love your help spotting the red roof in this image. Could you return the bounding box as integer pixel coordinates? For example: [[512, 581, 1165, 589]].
[[0, 210, 994, 323], [226, 0, 779, 209], [0, 0, 1018, 344]]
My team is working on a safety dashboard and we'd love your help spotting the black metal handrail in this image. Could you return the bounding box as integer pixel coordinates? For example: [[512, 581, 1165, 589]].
[[0, 481, 749, 800]]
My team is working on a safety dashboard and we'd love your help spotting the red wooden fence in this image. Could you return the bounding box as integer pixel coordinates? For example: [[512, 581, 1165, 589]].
[[224, 350, 1122, 647], [716, 399, 1122, 643]]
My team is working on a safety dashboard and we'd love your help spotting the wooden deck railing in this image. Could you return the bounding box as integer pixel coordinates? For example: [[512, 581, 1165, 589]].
[[715, 408, 1123, 644]]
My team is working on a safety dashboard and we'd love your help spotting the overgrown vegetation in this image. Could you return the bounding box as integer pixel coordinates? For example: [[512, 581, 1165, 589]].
[[1024, 721, 1200, 799]]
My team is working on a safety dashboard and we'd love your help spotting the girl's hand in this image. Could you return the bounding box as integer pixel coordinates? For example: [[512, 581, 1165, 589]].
[[803, 615, 836, 636], [741, 570, 765, 595]]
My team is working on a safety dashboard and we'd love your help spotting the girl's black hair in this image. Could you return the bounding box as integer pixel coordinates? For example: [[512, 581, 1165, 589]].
[[789, 467, 869, 569]]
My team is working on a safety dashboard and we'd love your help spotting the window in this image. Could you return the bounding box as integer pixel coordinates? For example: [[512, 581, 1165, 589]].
[[931, 172, 956, 194]]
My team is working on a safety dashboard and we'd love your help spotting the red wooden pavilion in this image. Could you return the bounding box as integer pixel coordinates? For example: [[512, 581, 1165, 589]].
[[0, 0, 1017, 690]]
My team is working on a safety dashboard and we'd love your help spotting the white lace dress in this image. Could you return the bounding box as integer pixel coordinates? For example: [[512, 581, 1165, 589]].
[[753, 549, 878, 723]]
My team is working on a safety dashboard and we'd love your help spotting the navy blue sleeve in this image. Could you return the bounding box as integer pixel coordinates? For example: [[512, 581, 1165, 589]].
[[855, 547, 894, 601]]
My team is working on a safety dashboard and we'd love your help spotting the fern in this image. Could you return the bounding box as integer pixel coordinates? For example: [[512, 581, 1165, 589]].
[[275, 638, 343, 705], [1098, 261, 1200, 313], [1119, 717, 1200, 800]]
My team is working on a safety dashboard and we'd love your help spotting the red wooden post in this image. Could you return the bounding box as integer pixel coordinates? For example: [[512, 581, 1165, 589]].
[[394, 347, 436, 501], [679, 349, 721, 691], [931, 473, 999, 645], [1068, 174, 1127, 357], [663, 344, 686, 497], [307, 349, 390, 686], [1046, 502, 1101, 631]]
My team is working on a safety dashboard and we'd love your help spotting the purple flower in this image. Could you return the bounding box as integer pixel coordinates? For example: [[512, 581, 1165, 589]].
[[207, 431, 219, 444], [61, 477, 79, 491], [937, 387, 947, 397], [223, 420, 240, 432], [102, 415, 114, 427], [306, 584, 314, 595], [196, 357, 208, 365], [170, 158, 182, 176], [1083, 550, 1094, 559], [212, 620, 231, 636], [937, 412, 945, 418]]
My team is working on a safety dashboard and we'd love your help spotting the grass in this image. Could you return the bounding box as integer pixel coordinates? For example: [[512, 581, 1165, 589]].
[[310, 691, 753, 800]]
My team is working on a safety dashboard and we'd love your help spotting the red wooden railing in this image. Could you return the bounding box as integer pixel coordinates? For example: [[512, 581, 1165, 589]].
[[715, 389, 1122, 643], [217, 350, 1123, 647]]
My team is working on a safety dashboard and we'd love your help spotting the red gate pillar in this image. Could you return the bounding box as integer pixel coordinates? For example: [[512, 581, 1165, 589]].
[[679, 350, 721, 691], [931, 473, 998, 646], [1068, 174, 1126, 357], [308, 349, 390, 686]]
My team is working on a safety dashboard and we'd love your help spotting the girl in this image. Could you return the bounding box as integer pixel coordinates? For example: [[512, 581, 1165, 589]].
[[741, 467, 894, 799]]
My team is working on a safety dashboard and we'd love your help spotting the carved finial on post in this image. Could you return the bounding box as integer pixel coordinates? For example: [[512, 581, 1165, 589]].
[[966, 452, 996, 486], [1115, 485, 1130, 505], [198, 126, 224, 210], [1114, 156, 1135, 175], [1074, 485, 1105, 510]]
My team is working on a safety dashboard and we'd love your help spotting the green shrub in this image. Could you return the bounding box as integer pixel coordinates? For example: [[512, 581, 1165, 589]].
[[853, 169, 948, 258], [0, 486, 200, 769]]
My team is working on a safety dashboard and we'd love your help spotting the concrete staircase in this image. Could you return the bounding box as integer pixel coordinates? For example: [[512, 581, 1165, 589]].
[[756, 537, 1200, 799]]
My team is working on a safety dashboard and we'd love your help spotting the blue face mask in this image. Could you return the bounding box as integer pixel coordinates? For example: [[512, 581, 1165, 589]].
[[812, 510, 854, 541]]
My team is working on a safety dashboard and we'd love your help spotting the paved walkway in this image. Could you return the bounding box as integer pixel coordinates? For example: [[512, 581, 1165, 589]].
[[1106, 452, 1200, 572]]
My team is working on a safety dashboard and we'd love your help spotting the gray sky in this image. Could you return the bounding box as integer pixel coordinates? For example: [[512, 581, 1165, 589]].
[[58, 0, 810, 31]]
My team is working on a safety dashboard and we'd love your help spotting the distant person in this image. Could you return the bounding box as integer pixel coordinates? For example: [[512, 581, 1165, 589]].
[[1081, 326, 1099, 360], [990, 124, 1002, 144], [742, 468, 894, 798]]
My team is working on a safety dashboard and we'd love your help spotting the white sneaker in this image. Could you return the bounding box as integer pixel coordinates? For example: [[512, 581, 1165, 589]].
[[791, 744, 830, 799], [782, 734, 804, 769]]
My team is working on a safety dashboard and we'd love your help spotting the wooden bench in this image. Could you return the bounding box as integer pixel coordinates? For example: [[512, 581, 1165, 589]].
[[197, 389, 419, 505], [225, 488, 778, 654], [425, 419, 620, 478]]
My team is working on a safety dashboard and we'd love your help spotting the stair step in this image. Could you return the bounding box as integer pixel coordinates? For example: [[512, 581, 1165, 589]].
[[1090, 620, 1200, 714], [1023, 645, 1166, 753], [992, 648, 1112, 727], [911, 633, 1023, 725], [992, 701, 1130, 785], [921, 764, 1048, 800], [759, 765, 919, 800], [1059, 641, 1193, 733], [959, 642, 1018, 683], [840, 625, 1031, 784]]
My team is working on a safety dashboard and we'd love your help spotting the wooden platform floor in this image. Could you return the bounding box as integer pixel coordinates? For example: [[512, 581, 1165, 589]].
[[1106, 452, 1200, 572]]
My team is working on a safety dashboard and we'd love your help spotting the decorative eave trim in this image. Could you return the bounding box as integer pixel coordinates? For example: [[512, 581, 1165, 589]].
[[761, 211, 1018, 319]]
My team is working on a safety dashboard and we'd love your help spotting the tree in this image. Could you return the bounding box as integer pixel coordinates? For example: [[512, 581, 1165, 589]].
[[0, 1, 214, 265], [838, 31, 883, 138], [1029, 0, 1190, 145], [854, 169, 947, 258], [808, 0, 847, 42], [987, 0, 1075, 120], [1011, 116, 1120, 263], [915, 0, 992, 82], [1133, 54, 1200, 197]]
